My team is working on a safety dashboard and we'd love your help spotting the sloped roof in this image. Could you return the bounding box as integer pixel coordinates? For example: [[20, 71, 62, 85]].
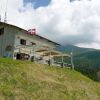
[[0, 22, 60, 46]]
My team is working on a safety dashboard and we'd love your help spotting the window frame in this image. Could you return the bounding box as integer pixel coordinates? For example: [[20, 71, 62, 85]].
[[0, 28, 4, 36], [20, 39, 26, 45]]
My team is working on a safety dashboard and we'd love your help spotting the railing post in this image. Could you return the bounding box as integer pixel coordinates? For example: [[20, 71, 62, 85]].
[[61, 55, 64, 68], [71, 52, 74, 70]]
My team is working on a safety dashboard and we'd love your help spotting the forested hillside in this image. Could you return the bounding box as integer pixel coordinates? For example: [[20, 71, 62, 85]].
[[57, 45, 100, 81]]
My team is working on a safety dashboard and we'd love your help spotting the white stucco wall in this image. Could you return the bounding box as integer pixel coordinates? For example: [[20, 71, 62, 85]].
[[0, 22, 59, 58], [0, 23, 15, 57]]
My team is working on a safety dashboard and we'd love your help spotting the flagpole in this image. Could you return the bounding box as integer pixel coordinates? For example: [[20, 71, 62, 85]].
[[0, 15, 1, 22], [0, 0, 2, 22], [4, 0, 8, 23]]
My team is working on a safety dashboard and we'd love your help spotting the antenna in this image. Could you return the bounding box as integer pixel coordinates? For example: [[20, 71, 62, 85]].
[[4, 0, 8, 23], [4, 12, 7, 22], [0, 2, 2, 22], [0, 15, 1, 22]]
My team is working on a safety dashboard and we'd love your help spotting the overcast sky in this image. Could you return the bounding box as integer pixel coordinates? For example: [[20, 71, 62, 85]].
[[0, 0, 100, 49]]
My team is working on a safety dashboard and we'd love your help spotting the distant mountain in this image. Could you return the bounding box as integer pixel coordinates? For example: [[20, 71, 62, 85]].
[[74, 50, 100, 69], [76, 50, 100, 59], [57, 45, 100, 81], [56, 44, 95, 55], [74, 50, 100, 81]]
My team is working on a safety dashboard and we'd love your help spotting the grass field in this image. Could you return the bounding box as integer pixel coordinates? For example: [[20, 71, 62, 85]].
[[0, 58, 100, 100]]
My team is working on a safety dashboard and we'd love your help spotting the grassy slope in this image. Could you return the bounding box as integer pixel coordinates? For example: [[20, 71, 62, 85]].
[[0, 58, 100, 100]]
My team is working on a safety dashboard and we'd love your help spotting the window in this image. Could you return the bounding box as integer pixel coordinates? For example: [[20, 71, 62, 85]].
[[31, 42, 36, 45], [5, 45, 12, 51], [0, 28, 4, 36], [20, 39, 26, 45]]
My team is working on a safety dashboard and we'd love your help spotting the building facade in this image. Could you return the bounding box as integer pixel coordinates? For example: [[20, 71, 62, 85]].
[[0, 22, 58, 61], [0, 22, 70, 66]]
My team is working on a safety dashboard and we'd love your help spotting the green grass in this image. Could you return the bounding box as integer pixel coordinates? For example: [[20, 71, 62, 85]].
[[0, 58, 100, 100]]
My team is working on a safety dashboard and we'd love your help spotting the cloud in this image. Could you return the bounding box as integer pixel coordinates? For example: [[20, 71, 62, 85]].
[[0, 0, 100, 49]]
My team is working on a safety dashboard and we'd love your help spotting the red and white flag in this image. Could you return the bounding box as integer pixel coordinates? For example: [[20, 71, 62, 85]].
[[27, 28, 36, 35]]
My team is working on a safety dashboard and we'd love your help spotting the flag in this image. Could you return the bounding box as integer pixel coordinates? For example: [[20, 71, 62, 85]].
[[27, 28, 36, 35]]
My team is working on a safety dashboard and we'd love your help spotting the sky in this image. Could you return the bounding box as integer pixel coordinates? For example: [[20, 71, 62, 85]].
[[24, 0, 51, 8], [0, 0, 100, 49]]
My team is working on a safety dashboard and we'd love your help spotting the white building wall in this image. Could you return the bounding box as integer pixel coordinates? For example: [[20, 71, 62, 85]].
[[0, 24, 15, 57], [0, 22, 59, 59], [14, 33, 57, 49]]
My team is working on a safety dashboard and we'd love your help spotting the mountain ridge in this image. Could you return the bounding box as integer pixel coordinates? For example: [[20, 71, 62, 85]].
[[56, 44, 96, 55], [56, 44, 100, 81]]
